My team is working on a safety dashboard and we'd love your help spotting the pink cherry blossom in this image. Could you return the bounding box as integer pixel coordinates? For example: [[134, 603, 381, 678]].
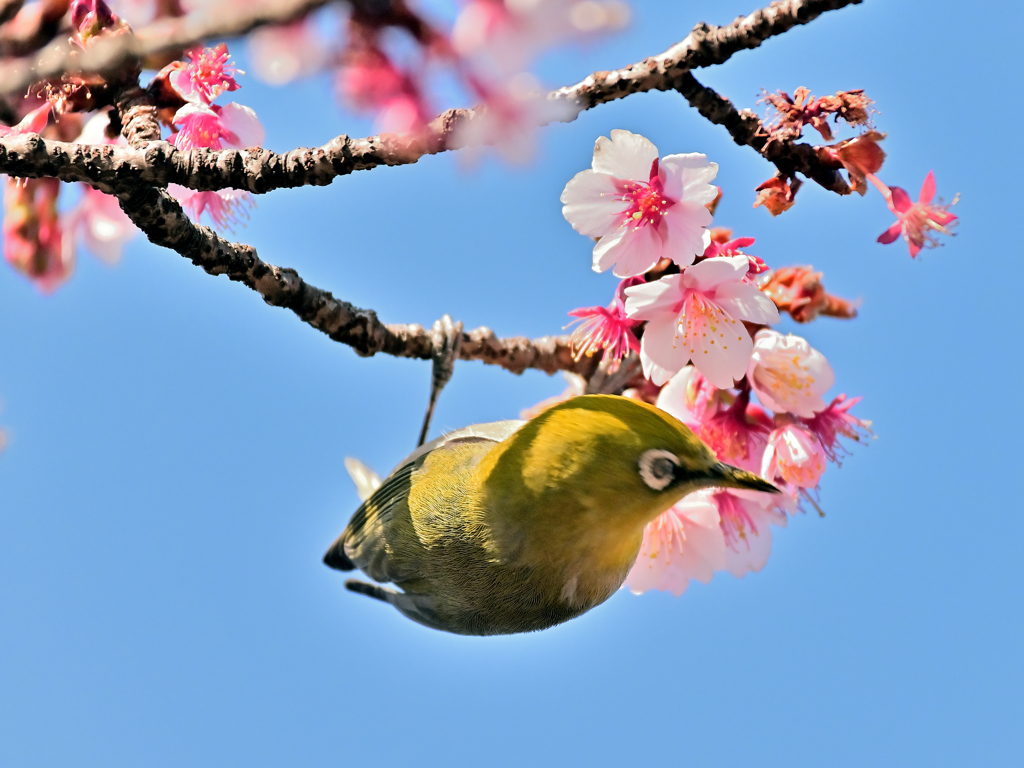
[[453, 0, 629, 75], [697, 389, 772, 472], [747, 329, 834, 418], [0, 103, 51, 137], [561, 130, 718, 277], [168, 103, 264, 232], [869, 171, 958, 258], [169, 185, 255, 232], [62, 186, 137, 265], [338, 47, 431, 134], [803, 394, 872, 463], [624, 255, 780, 387], [625, 492, 726, 596], [169, 102, 264, 152], [4, 177, 71, 293], [703, 233, 768, 277], [762, 422, 827, 489], [60, 110, 138, 264], [566, 296, 639, 369], [655, 365, 715, 429], [247, 20, 326, 85], [714, 489, 787, 578], [170, 44, 242, 104]]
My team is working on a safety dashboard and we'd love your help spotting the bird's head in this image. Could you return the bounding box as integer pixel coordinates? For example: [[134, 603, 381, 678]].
[[479, 394, 778, 540]]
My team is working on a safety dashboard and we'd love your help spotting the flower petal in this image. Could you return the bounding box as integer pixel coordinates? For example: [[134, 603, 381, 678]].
[[560, 169, 624, 237], [876, 221, 903, 244], [592, 129, 659, 180], [219, 102, 265, 148], [623, 274, 682, 321], [919, 170, 936, 205], [680, 254, 747, 292], [714, 281, 781, 325], [660, 153, 718, 203], [639, 314, 691, 385], [659, 202, 710, 268]]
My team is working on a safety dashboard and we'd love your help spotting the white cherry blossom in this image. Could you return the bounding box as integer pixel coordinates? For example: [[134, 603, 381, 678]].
[[561, 130, 718, 277]]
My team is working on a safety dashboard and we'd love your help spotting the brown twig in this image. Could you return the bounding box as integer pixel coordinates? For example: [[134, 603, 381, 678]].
[[676, 71, 851, 194]]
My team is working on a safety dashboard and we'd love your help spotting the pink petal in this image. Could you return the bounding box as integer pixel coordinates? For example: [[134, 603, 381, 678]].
[[597, 224, 662, 278], [659, 153, 718, 203], [679, 255, 747, 292], [919, 170, 936, 205], [659, 202, 710, 268], [623, 274, 682, 321], [714, 281, 781, 325], [560, 169, 624, 237], [876, 221, 903, 245], [591, 129, 659, 180], [639, 315, 692, 385], [889, 186, 913, 213], [218, 103, 265, 149]]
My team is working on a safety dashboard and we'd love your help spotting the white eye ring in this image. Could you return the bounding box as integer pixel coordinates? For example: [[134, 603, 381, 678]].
[[638, 449, 679, 491]]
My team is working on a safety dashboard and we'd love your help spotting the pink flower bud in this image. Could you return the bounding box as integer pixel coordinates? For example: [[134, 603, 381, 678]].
[[762, 423, 827, 489]]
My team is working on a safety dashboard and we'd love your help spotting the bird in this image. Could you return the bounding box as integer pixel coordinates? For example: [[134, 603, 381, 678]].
[[323, 394, 778, 636]]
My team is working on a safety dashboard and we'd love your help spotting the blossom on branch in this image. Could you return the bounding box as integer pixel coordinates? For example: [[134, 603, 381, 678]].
[[167, 102, 264, 232], [763, 86, 872, 142], [803, 394, 872, 463], [248, 20, 327, 85], [715, 488, 787, 578], [762, 422, 827, 488], [869, 171, 958, 258], [753, 174, 801, 216], [747, 329, 834, 418], [170, 44, 242, 105], [0, 104, 51, 138], [624, 255, 780, 387], [561, 130, 718, 277], [566, 295, 639, 370]]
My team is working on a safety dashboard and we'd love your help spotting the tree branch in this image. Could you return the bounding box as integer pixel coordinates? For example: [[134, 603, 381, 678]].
[[675, 71, 851, 194], [113, 183, 597, 376], [0, 0, 864, 197]]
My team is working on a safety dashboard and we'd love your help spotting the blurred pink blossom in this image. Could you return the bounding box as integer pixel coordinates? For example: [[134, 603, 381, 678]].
[[338, 47, 431, 134], [561, 130, 718, 277], [3, 177, 70, 293], [655, 365, 716, 429], [624, 255, 780, 387], [248, 20, 327, 85], [747, 329, 834, 418], [0, 103, 51, 137]]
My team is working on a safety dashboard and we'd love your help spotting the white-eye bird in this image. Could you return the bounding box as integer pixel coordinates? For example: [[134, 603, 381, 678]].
[[324, 394, 777, 635]]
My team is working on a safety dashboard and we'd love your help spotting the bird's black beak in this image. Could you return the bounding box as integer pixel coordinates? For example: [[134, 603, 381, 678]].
[[701, 461, 780, 494]]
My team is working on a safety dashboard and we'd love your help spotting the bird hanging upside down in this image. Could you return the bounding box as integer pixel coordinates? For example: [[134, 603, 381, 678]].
[[324, 394, 777, 635]]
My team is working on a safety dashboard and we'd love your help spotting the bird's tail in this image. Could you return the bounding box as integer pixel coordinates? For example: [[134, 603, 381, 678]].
[[323, 532, 356, 571]]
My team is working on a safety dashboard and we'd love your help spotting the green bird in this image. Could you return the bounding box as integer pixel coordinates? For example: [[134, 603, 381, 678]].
[[324, 394, 777, 635]]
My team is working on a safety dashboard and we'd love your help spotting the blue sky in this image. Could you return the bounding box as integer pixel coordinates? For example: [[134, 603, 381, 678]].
[[1, 1, 1021, 765]]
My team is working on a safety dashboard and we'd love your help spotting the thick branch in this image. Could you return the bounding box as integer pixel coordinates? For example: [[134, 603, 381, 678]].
[[676, 71, 851, 194], [0, 0, 863, 196], [114, 184, 596, 376]]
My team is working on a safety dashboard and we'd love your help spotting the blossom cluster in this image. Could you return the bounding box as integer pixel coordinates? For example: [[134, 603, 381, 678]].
[[0, 0, 267, 292], [553, 130, 872, 596], [758, 87, 958, 258]]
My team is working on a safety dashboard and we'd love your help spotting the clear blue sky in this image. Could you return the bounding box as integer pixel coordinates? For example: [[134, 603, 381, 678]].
[[1, 1, 1021, 765]]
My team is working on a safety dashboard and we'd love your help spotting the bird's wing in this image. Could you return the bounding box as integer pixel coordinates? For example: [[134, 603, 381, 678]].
[[344, 457, 382, 502], [324, 419, 526, 583]]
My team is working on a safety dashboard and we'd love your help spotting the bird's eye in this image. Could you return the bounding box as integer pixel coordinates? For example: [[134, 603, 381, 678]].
[[638, 449, 679, 491]]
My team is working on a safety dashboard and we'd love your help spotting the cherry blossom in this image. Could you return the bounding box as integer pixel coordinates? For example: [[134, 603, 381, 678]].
[[0, 103, 51, 138], [561, 130, 718, 277], [248, 20, 327, 85], [168, 103, 265, 232], [753, 174, 800, 216], [625, 492, 726, 596], [697, 390, 771, 472], [338, 46, 431, 134], [4, 177, 70, 293], [762, 422, 827, 489], [453, 0, 629, 75], [655, 365, 716, 429], [169, 102, 264, 152], [565, 295, 639, 369], [869, 171, 958, 257], [747, 329, 834, 418], [803, 394, 872, 463], [703, 230, 769, 277], [624, 255, 780, 387], [170, 44, 242, 105], [60, 111, 138, 265], [714, 489, 787, 578]]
